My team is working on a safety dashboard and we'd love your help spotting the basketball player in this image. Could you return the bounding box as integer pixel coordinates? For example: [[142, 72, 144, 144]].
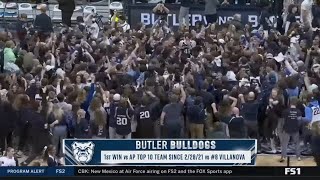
[[114, 98, 134, 139], [135, 91, 159, 138], [305, 94, 320, 125], [303, 93, 320, 150], [107, 94, 121, 139]]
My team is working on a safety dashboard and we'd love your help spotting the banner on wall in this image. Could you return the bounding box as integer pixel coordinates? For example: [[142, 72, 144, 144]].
[[128, 4, 270, 29]]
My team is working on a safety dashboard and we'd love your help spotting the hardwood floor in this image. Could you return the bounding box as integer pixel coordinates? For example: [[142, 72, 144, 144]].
[[256, 155, 316, 166]]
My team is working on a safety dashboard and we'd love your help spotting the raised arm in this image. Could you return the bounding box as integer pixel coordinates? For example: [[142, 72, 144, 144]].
[[229, 96, 238, 108], [211, 103, 218, 114], [152, 4, 159, 13], [304, 49, 313, 93], [238, 94, 245, 104], [180, 86, 186, 104], [301, 8, 310, 28], [162, 5, 169, 14], [304, 73, 313, 93], [284, 59, 298, 75], [50, 53, 56, 67], [127, 98, 134, 111], [122, 43, 139, 66], [305, 49, 311, 70], [84, 51, 95, 63]]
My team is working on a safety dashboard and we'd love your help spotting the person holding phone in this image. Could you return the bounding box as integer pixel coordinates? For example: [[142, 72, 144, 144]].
[[152, 2, 170, 29]]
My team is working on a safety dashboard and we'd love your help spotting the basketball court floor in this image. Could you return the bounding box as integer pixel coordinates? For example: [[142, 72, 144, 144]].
[[256, 155, 316, 166]]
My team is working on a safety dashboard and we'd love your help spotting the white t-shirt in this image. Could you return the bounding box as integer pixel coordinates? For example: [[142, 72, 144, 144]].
[[300, 0, 313, 27], [119, 22, 131, 32], [89, 23, 99, 39], [0, 156, 16, 167]]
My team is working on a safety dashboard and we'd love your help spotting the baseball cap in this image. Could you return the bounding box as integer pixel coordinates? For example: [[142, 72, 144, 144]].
[[266, 53, 274, 59], [113, 94, 121, 101], [309, 84, 319, 93]]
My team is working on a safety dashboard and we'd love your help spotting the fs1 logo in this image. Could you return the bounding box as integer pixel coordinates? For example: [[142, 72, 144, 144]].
[[285, 168, 301, 175]]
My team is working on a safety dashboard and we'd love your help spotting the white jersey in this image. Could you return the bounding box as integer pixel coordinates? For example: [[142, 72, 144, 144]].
[[311, 106, 320, 123]]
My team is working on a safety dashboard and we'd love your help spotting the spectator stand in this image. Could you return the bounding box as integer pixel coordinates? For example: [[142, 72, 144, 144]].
[[0, 1, 18, 19], [0, 0, 110, 30], [0, 1, 18, 30]]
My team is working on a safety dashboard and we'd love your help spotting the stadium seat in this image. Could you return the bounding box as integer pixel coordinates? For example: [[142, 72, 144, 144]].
[[4, 2, 18, 18], [0, 2, 4, 17], [72, 6, 82, 21], [74, 6, 82, 12], [52, 4, 61, 21], [109, 2, 123, 11], [83, 6, 96, 17], [109, 2, 123, 18], [148, 0, 165, 3], [18, 3, 34, 19]]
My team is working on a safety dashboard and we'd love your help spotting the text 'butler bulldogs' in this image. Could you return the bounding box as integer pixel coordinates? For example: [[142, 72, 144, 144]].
[[136, 140, 216, 150]]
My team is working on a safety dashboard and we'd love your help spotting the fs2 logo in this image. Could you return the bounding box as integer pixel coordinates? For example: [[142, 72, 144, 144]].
[[285, 168, 301, 175]]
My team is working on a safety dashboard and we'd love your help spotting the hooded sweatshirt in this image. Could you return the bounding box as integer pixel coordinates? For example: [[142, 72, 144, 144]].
[[4, 48, 16, 65]]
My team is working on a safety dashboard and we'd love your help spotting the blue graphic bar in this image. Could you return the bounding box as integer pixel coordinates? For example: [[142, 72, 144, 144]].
[[0, 167, 74, 177], [63, 140, 257, 166], [0, 167, 318, 177]]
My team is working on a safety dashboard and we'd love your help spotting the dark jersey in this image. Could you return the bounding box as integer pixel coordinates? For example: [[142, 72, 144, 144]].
[[228, 116, 246, 138], [108, 103, 119, 128], [136, 106, 155, 138], [114, 107, 133, 135]]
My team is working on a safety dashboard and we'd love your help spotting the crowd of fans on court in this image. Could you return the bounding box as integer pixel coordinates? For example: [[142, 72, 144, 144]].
[[0, 0, 319, 167]]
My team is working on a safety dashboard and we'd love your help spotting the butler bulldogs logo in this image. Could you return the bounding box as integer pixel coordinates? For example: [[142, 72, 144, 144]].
[[71, 141, 95, 164]]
